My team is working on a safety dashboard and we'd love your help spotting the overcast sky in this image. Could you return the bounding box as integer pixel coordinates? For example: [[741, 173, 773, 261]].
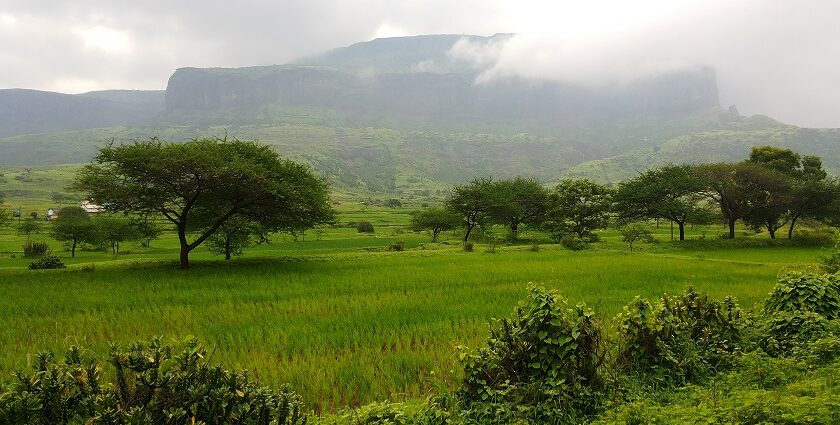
[[1, 0, 838, 127]]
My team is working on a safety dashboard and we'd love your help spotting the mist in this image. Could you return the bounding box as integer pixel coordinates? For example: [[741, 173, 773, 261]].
[[1, 0, 838, 127]]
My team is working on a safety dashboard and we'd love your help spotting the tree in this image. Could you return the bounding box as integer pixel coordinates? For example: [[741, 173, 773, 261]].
[[73, 138, 335, 269], [385, 198, 402, 208], [614, 165, 708, 241], [619, 222, 655, 252], [748, 146, 801, 175], [0, 193, 9, 230], [207, 216, 267, 260], [409, 206, 460, 242], [693, 163, 753, 239], [95, 214, 140, 254], [545, 179, 612, 241], [132, 216, 163, 247], [489, 177, 549, 240], [748, 147, 838, 238], [446, 178, 498, 243], [51, 207, 95, 257], [18, 219, 41, 241], [738, 165, 793, 239]]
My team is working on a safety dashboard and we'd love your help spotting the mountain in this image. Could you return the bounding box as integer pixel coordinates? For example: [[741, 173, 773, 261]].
[[0, 89, 163, 138], [0, 34, 837, 193]]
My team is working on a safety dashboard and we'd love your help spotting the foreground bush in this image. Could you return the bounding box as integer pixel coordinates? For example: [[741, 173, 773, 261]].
[[0, 338, 306, 424], [616, 288, 743, 386], [457, 285, 606, 421], [764, 271, 840, 319]]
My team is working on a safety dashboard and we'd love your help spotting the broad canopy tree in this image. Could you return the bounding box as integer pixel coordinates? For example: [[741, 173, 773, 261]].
[[489, 177, 549, 239], [447, 178, 498, 243], [614, 165, 708, 241], [73, 138, 335, 269], [51, 206, 94, 257], [409, 206, 460, 242], [544, 179, 612, 241]]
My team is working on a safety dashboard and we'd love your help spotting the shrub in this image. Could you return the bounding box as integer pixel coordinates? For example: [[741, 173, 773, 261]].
[[616, 288, 743, 385], [463, 241, 474, 252], [389, 240, 405, 251], [764, 271, 840, 319], [28, 256, 65, 270], [0, 338, 306, 424], [752, 311, 830, 357], [530, 239, 540, 252], [356, 221, 375, 233], [22, 241, 49, 257], [561, 234, 589, 251], [458, 285, 606, 419]]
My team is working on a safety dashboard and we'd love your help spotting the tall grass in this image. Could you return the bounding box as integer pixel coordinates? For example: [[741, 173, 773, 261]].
[[0, 248, 795, 411]]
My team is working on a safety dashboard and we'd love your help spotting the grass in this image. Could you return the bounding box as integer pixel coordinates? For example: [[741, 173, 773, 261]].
[[0, 223, 820, 411]]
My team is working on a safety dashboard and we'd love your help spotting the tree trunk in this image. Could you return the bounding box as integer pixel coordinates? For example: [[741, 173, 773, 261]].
[[678, 222, 686, 241], [432, 228, 441, 242], [670, 221, 674, 241], [728, 217, 736, 239], [788, 216, 799, 239], [178, 226, 190, 269], [71, 239, 77, 257], [464, 223, 475, 243], [768, 227, 776, 239], [510, 221, 518, 241], [225, 238, 232, 260]]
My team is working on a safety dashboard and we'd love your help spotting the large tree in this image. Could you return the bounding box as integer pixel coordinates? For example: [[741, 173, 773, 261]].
[[693, 163, 757, 239], [51, 207, 95, 257], [409, 206, 460, 242], [545, 179, 612, 241], [446, 178, 497, 243], [73, 138, 335, 269], [738, 165, 794, 239], [614, 165, 708, 241], [748, 147, 839, 238], [489, 177, 550, 240]]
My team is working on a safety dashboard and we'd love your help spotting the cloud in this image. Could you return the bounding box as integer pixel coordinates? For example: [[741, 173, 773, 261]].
[[0, 0, 838, 127]]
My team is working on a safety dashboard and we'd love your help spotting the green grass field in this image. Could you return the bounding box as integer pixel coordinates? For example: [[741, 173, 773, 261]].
[[0, 206, 823, 412]]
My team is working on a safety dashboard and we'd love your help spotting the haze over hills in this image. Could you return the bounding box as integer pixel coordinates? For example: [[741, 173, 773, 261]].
[[1, 34, 838, 192]]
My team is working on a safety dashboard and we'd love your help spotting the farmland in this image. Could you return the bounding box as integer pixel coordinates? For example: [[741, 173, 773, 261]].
[[0, 205, 821, 411]]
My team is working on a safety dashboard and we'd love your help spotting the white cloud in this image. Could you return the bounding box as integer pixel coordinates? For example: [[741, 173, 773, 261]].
[[73, 26, 132, 54]]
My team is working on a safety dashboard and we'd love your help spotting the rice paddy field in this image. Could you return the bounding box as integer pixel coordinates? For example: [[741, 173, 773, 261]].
[[0, 166, 829, 412], [0, 204, 825, 412]]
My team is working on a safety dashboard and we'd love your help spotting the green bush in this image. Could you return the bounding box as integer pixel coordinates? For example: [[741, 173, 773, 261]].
[[389, 240, 405, 251], [356, 221, 375, 233], [764, 271, 840, 319], [463, 242, 474, 252], [0, 338, 306, 424], [560, 235, 589, 251], [22, 241, 49, 257], [616, 288, 743, 385], [457, 285, 605, 420], [752, 311, 831, 356], [27, 256, 65, 270]]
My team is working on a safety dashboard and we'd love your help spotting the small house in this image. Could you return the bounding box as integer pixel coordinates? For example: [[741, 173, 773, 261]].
[[79, 201, 105, 214]]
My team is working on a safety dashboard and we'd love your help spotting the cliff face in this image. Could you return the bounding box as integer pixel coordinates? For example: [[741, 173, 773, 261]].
[[164, 64, 720, 132]]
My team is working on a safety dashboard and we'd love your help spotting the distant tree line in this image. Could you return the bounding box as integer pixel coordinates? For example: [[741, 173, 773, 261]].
[[410, 146, 840, 244]]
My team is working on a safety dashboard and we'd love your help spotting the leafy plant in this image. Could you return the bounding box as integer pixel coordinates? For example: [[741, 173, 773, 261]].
[[28, 256, 66, 270], [764, 271, 840, 319], [560, 234, 589, 251], [356, 221, 375, 233], [22, 241, 49, 257], [457, 285, 606, 419], [616, 288, 743, 385], [0, 338, 306, 424]]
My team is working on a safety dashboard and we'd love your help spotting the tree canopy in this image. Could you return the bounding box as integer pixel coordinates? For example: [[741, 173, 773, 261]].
[[545, 179, 612, 241], [73, 138, 335, 268]]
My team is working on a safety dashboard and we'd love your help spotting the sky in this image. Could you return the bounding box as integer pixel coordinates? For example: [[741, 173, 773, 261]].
[[1, 0, 839, 127]]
